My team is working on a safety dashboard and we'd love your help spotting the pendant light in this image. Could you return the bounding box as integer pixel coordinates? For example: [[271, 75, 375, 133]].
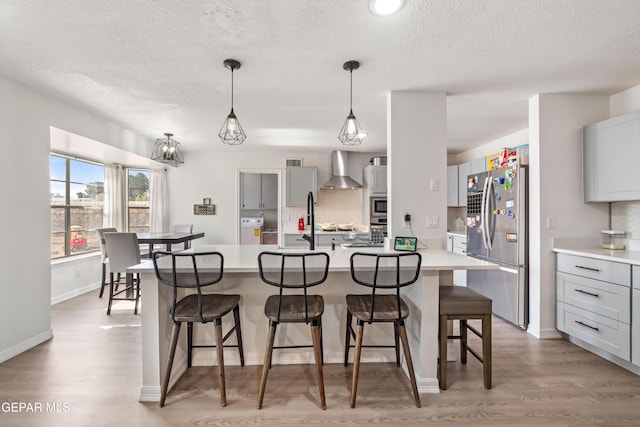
[[338, 60, 367, 145], [219, 59, 246, 145], [151, 133, 184, 164]]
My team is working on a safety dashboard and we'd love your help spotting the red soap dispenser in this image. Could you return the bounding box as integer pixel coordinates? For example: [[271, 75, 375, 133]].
[[298, 216, 305, 232]]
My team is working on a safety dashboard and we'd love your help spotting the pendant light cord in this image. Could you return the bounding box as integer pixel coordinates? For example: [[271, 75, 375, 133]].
[[349, 68, 353, 112], [231, 68, 234, 110]]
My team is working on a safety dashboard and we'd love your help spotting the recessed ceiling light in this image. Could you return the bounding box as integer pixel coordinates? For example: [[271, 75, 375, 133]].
[[370, 0, 404, 16]]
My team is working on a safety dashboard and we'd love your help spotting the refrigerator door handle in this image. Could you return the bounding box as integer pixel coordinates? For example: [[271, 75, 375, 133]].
[[480, 176, 490, 249], [499, 266, 518, 274], [486, 178, 494, 250]]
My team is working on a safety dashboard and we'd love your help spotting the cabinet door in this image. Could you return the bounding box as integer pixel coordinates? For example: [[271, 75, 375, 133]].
[[286, 167, 317, 207], [241, 173, 262, 209], [370, 166, 387, 195], [261, 174, 278, 209], [470, 157, 487, 174], [457, 162, 471, 206], [583, 110, 640, 202], [447, 165, 458, 207]]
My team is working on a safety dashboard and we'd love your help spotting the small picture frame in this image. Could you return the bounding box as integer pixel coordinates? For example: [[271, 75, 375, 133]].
[[394, 236, 417, 252]]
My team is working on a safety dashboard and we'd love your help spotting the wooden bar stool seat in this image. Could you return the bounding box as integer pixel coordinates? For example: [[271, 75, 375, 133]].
[[438, 286, 492, 390]]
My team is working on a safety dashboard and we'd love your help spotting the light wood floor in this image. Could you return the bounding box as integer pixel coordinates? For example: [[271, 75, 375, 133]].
[[1, 291, 640, 426]]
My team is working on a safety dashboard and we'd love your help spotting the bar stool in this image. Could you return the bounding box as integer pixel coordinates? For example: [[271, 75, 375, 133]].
[[344, 252, 422, 408], [95, 227, 117, 298], [103, 232, 141, 315], [152, 251, 244, 408], [257, 251, 330, 410], [438, 286, 492, 390]]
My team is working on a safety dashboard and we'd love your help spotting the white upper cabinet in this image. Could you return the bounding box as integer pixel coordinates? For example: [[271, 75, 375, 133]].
[[584, 110, 640, 202], [285, 167, 317, 207], [470, 157, 487, 174], [364, 165, 387, 196], [241, 173, 278, 209], [457, 162, 471, 207], [447, 165, 459, 207]]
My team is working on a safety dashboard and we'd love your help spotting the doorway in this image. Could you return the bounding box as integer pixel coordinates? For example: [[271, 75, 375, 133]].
[[238, 170, 281, 245]]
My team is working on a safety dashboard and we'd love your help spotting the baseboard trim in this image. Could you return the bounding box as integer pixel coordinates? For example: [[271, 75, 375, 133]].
[[139, 386, 161, 402], [0, 329, 54, 364], [538, 328, 563, 339], [51, 282, 100, 306]]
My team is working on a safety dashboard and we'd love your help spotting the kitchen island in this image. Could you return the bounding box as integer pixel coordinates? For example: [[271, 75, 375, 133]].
[[130, 244, 498, 402]]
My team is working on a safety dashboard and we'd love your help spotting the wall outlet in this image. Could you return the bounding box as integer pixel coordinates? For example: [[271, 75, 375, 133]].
[[427, 215, 439, 228], [430, 178, 439, 191], [403, 213, 411, 228]]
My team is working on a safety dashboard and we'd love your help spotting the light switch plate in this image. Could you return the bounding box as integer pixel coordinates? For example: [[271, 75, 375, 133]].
[[427, 215, 439, 228]]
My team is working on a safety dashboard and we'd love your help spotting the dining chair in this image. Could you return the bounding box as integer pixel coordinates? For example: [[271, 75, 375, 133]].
[[152, 251, 244, 407], [95, 227, 118, 298], [344, 252, 422, 408], [170, 224, 194, 251], [257, 251, 330, 410], [103, 232, 142, 315]]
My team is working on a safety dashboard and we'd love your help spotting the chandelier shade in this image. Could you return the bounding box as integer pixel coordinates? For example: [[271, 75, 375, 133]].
[[338, 60, 367, 145], [219, 59, 246, 145], [151, 133, 184, 164]]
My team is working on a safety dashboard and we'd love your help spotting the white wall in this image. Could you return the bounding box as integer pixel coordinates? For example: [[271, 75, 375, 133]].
[[528, 94, 609, 338], [387, 91, 447, 243], [166, 150, 380, 245], [0, 73, 152, 363], [455, 129, 529, 164]]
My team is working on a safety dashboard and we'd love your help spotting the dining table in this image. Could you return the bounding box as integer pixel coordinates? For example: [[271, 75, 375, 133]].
[[134, 231, 205, 254]]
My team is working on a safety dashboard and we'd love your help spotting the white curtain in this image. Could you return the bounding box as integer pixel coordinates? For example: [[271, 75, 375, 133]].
[[103, 164, 126, 230], [150, 168, 169, 232]]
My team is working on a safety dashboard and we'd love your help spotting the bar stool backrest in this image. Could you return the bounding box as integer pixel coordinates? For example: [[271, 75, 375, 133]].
[[96, 227, 118, 262], [152, 251, 224, 323], [103, 232, 141, 274], [258, 251, 330, 323], [350, 252, 422, 322]]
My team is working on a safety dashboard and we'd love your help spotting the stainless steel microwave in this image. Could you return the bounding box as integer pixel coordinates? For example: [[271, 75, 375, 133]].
[[370, 197, 387, 217]]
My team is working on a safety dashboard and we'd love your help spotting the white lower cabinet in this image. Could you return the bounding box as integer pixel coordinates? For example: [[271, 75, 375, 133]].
[[447, 233, 467, 286], [632, 266, 640, 367], [556, 253, 631, 362]]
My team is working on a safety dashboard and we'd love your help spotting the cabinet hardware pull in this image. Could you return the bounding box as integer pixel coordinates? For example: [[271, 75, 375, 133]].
[[575, 289, 599, 298], [574, 265, 600, 272], [575, 320, 599, 331]]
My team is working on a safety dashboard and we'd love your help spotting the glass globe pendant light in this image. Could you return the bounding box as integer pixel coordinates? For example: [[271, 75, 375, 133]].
[[338, 60, 367, 145], [219, 59, 247, 145]]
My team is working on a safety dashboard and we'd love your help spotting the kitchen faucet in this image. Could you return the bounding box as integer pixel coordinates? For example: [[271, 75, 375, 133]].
[[301, 191, 315, 250]]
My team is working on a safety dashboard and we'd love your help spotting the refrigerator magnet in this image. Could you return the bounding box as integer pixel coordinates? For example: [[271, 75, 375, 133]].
[[506, 198, 514, 208], [506, 233, 517, 242]]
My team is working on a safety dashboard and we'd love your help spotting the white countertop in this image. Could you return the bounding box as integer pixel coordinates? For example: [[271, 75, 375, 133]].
[[129, 244, 498, 274], [553, 237, 640, 265]]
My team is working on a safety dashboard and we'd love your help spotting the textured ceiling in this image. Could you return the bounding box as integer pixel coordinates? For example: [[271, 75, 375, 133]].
[[2, 0, 640, 154]]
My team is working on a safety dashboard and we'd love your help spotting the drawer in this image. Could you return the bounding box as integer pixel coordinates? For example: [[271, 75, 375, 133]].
[[557, 253, 630, 286], [557, 301, 630, 361], [556, 272, 630, 323], [283, 234, 308, 247]]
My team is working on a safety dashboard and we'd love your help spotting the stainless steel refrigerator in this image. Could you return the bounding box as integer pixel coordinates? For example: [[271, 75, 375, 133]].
[[466, 165, 528, 328]]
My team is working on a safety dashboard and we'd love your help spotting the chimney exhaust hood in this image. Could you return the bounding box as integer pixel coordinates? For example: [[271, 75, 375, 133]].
[[321, 151, 362, 190]]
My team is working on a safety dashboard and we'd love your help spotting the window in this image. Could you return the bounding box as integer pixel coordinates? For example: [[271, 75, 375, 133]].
[[127, 169, 150, 233], [50, 154, 104, 259]]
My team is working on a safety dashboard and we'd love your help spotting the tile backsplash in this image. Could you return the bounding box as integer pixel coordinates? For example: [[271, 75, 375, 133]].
[[611, 201, 640, 239]]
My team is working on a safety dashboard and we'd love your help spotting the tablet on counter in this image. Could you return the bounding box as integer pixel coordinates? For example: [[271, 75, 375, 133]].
[[394, 236, 417, 252]]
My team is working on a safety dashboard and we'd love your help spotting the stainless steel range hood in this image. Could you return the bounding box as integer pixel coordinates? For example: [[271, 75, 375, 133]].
[[321, 151, 362, 190]]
